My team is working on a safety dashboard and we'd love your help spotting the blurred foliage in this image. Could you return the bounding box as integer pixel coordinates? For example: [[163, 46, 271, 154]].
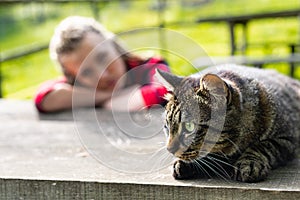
[[1, 0, 300, 99]]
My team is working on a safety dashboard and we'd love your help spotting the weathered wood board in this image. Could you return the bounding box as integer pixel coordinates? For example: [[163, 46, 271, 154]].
[[0, 100, 299, 199]]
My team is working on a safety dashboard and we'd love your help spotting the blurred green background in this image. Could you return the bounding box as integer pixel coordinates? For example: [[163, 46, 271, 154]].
[[1, 0, 300, 99]]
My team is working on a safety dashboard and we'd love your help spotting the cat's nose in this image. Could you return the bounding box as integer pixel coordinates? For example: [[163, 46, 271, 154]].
[[167, 137, 180, 154], [167, 144, 178, 154]]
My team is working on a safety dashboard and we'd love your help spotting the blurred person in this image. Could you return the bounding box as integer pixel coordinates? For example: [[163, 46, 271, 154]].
[[34, 16, 169, 113]]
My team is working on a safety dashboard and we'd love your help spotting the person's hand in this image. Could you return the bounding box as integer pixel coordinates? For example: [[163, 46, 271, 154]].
[[103, 85, 146, 111], [41, 83, 112, 112]]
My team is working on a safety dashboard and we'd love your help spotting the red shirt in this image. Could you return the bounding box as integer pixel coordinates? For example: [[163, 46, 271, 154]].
[[34, 57, 169, 112]]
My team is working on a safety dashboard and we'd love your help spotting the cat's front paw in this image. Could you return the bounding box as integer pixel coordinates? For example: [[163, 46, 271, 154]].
[[234, 159, 270, 182], [173, 160, 195, 180]]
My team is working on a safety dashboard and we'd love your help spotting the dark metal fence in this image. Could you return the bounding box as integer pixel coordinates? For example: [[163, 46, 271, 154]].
[[1, 0, 300, 98]]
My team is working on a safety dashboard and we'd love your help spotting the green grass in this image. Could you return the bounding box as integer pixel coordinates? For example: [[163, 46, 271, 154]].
[[1, 0, 300, 99], [1, 49, 60, 98]]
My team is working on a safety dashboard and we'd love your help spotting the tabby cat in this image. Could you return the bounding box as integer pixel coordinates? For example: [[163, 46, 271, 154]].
[[156, 65, 300, 182]]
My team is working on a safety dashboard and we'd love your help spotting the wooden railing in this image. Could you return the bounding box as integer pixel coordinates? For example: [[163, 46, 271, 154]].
[[1, 1, 300, 98], [195, 9, 300, 55]]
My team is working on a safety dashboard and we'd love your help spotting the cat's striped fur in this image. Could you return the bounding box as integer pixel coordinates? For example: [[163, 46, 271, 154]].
[[156, 65, 300, 182]]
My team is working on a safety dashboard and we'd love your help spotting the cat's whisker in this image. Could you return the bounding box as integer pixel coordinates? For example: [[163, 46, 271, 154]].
[[151, 155, 171, 172], [197, 150, 211, 158], [199, 150, 221, 158], [157, 141, 167, 145], [206, 155, 233, 179], [147, 146, 174, 172], [159, 151, 175, 166], [198, 158, 229, 181], [193, 159, 212, 178], [225, 138, 242, 154], [199, 150, 230, 161], [207, 155, 238, 170], [197, 150, 234, 172], [150, 146, 169, 160], [210, 151, 230, 160]]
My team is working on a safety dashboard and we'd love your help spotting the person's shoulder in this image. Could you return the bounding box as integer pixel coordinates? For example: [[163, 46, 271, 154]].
[[146, 56, 167, 65], [127, 56, 167, 68], [34, 76, 69, 112]]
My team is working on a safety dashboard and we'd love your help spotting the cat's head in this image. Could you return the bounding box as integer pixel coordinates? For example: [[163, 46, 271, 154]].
[[156, 69, 231, 161]]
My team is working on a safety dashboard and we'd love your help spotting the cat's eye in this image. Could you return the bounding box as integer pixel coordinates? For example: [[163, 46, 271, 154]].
[[180, 122, 196, 146], [184, 122, 195, 132]]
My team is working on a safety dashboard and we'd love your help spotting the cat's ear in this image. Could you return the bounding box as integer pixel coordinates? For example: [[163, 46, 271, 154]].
[[155, 69, 183, 91], [199, 74, 230, 98]]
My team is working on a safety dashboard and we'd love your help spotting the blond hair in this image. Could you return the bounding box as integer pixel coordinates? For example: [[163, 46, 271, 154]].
[[49, 16, 128, 61], [49, 16, 147, 84]]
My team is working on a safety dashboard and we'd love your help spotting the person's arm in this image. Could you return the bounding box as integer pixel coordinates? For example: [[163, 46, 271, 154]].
[[103, 84, 167, 112], [103, 85, 146, 111], [40, 83, 112, 112], [103, 60, 169, 111]]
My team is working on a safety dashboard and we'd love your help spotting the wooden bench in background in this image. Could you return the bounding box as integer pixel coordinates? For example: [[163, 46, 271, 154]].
[[2, 7, 300, 98], [193, 53, 300, 77], [0, 99, 299, 199], [195, 9, 300, 56]]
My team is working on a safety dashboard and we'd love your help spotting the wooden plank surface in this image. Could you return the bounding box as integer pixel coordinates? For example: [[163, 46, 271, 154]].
[[0, 99, 299, 199]]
